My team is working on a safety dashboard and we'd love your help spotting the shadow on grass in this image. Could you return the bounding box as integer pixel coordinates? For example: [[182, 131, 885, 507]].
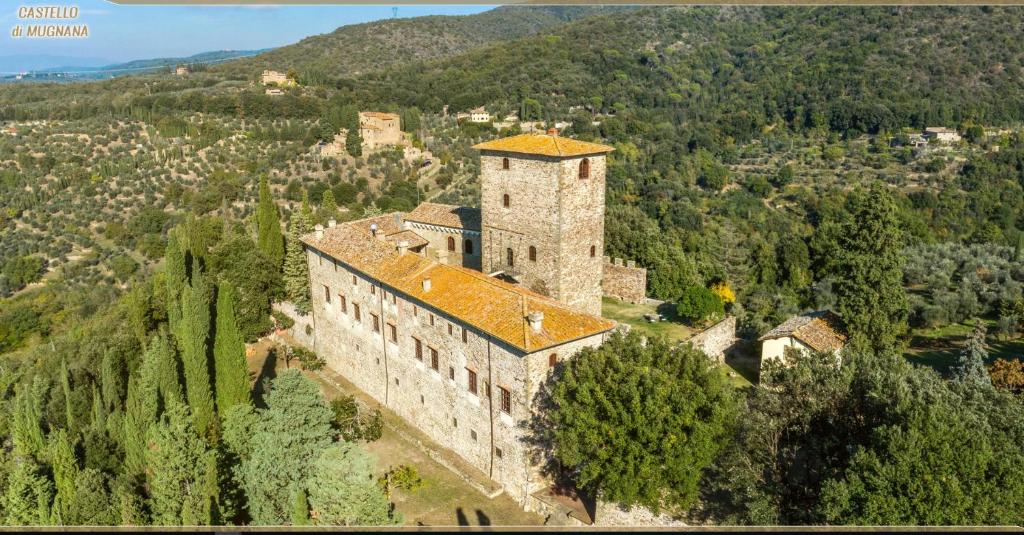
[[252, 344, 278, 408], [724, 339, 760, 385]]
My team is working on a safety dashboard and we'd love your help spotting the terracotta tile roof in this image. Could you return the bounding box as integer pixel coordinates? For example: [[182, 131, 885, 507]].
[[473, 133, 614, 158], [360, 111, 399, 120], [301, 221, 615, 353], [388, 230, 429, 249], [405, 202, 481, 231], [759, 310, 847, 352]]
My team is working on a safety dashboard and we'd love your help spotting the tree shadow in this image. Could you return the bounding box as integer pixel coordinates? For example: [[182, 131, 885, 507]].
[[455, 507, 469, 526], [252, 344, 278, 408], [724, 340, 761, 385], [474, 509, 491, 526]]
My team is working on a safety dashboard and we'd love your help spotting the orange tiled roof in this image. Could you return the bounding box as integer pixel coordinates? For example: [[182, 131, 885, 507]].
[[473, 133, 614, 158], [360, 111, 399, 120], [759, 310, 847, 352], [405, 202, 481, 231], [301, 221, 615, 353]]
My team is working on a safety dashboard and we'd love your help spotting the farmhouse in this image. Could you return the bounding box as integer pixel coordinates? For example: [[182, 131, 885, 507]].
[[923, 127, 961, 144], [358, 111, 402, 149], [759, 310, 846, 368], [302, 130, 650, 509], [261, 69, 296, 86]]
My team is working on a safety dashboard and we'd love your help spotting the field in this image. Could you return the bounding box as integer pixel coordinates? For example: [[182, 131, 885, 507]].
[[905, 319, 1024, 375]]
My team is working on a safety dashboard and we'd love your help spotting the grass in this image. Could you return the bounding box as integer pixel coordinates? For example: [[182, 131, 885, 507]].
[[905, 318, 1024, 375], [601, 297, 757, 388]]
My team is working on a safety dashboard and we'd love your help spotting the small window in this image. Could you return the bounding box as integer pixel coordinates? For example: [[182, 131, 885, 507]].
[[502, 194, 510, 208], [464, 239, 474, 255], [447, 236, 456, 252], [353, 303, 361, 322], [453, 418, 458, 428], [413, 305, 418, 317], [387, 323, 397, 343], [506, 248, 514, 267], [339, 295, 347, 314], [352, 275, 357, 286], [528, 246, 537, 262], [590, 245, 597, 258], [579, 157, 590, 180], [485, 381, 491, 398], [429, 314, 435, 326], [395, 377, 400, 386], [448, 323, 454, 336], [414, 338, 423, 361], [502, 157, 509, 170], [549, 353, 558, 368], [462, 328, 468, 344], [499, 386, 511, 414], [371, 285, 376, 296], [371, 313, 380, 333], [323, 285, 331, 303], [391, 293, 397, 305], [495, 447, 503, 459], [467, 369, 478, 395], [471, 429, 477, 441], [431, 348, 439, 371], [449, 366, 455, 381]]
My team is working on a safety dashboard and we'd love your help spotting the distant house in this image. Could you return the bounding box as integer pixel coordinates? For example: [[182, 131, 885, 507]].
[[261, 70, 296, 86], [358, 111, 402, 149], [908, 133, 928, 148], [759, 311, 846, 368], [468, 106, 490, 123], [923, 127, 961, 144], [265, 88, 284, 96], [4, 125, 17, 137], [175, 65, 189, 76]]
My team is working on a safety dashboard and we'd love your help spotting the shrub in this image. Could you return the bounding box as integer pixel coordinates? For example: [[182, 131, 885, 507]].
[[676, 285, 725, 325]]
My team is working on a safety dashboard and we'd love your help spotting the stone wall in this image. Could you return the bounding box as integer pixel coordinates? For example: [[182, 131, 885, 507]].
[[601, 256, 647, 304], [479, 151, 605, 316], [273, 301, 315, 348], [406, 221, 481, 271], [593, 502, 687, 527], [686, 315, 736, 363]]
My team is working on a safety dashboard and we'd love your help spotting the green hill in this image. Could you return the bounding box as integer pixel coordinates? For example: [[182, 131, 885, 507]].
[[215, 6, 630, 80]]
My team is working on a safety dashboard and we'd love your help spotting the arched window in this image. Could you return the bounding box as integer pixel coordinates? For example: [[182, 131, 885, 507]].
[[447, 236, 455, 252], [579, 158, 590, 180], [548, 353, 558, 368], [528, 246, 537, 262], [590, 245, 597, 258], [502, 194, 510, 208], [502, 157, 509, 170], [506, 248, 514, 267], [464, 239, 474, 254]]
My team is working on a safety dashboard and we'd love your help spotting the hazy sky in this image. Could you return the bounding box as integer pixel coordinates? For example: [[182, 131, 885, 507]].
[[2, 1, 494, 65]]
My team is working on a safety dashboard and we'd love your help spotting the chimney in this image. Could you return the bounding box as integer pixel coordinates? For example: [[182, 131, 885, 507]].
[[422, 278, 432, 292], [547, 127, 558, 136], [328, 219, 336, 228], [527, 311, 544, 333], [397, 241, 409, 256], [314, 224, 324, 239]]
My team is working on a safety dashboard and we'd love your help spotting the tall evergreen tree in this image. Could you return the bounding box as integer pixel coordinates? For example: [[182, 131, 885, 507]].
[[954, 321, 991, 385], [47, 429, 78, 526], [256, 176, 285, 271], [283, 210, 312, 313], [831, 183, 908, 354], [320, 189, 338, 221], [164, 233, 187, 339], [345, 128, 362, 158], [213, 281, 251, 414], [145, 402, 213, 526], [59, 359, 74, 435], [2, 456, 54, 526], [12, 377, 47, 459], [179, 270, 216, 438], [308, 444, 398, 526]]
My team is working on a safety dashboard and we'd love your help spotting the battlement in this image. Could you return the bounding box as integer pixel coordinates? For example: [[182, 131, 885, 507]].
[[601, 256, 647, 304]]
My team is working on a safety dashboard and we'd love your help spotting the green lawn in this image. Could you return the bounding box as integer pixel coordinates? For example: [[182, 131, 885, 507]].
[[905, 318, 1024, 375], [601, 297, 757, 388]]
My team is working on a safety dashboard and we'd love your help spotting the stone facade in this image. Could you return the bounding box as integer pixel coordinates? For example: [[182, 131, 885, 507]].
[[261, 70, 295, 86], [405, 221, 481, 271], [304, 245, 609, 506], [479, 151, 606, 316], [359, 112, 402, 149], [687, 315, 737, 363], [601, 256, 647, 304]]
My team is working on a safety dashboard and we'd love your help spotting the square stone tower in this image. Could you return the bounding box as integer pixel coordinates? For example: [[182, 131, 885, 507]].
[[473, 130, 614, 317]]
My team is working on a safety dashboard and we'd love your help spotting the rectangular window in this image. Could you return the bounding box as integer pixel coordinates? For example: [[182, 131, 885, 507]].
[[430, 348, 439, 371], [484, 381, 491, 398], [467, 368, 477, 396], [499, 387, 511, 414], [387, 323, 397, 343], [414, 338, 423, 361], [413, 305, 418, 317], [352, 275, 357, 286], [353, 303, 361, 322], [323, 285, 331, 303], [391, 293, 397, 305], [429, 313, 435, 326], [339, 294, 347, 314], [448, 366, 455, 381], [371, 285, 376, 296], [462, 328, 468, 344], [371, 313, 380, 333], [448, 324, 453, 336]]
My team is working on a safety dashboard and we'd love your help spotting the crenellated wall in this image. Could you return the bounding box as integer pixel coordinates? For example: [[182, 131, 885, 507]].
[[600, 256, 647, 304]]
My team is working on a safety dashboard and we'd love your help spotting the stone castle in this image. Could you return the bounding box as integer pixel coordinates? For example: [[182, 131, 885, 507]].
[[300, 130, 644, 509]]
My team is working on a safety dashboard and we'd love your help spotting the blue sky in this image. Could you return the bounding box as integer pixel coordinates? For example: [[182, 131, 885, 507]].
[[2, 2, 495, 65]]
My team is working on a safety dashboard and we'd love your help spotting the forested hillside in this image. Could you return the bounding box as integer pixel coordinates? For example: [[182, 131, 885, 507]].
[[214, 6, 628, 81]]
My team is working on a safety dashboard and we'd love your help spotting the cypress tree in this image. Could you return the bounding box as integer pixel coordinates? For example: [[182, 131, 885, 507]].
[[283, 210, 312, 313], [213, 281, 251, 414], [180, 270, 216, 438], [165, 234, 187, 339], [256, 176, 285, 271], [59, 359, 74, 435], [47, 429, 78, 526], [291, 487, 310, 526], [90, 383, 105, 433], [345, 128, 362, 158], [954, 321, 991, 385], [151, 330, 184, 408], [320, 189, 337, 220], [2, 456, 54, 526], [145, 402, 212, 526], [12, 378, 47, 459]]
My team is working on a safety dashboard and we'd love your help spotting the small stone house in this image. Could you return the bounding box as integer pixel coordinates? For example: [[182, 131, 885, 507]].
[[358, 111, 402, 149], [759, 310, 846, 368], [923, 127, 961, 144], [261, 70, 295, 86]]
